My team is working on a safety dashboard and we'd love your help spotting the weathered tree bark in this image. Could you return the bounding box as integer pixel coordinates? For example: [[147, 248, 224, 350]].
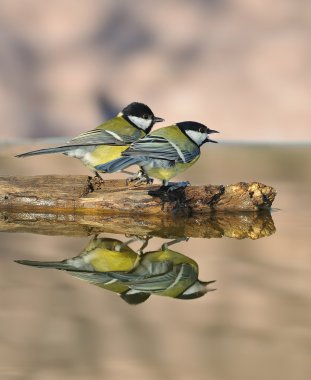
[[0, 175, 276, 215]]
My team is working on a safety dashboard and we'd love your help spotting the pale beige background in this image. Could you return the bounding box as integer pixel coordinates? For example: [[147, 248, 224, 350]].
[[0, 0, 310, 142], [0, 2, 310, 378]]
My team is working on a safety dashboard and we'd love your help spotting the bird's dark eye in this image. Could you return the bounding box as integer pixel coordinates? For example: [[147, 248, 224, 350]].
[[142, 114, 149, 119], [199, 127, 205, 133]]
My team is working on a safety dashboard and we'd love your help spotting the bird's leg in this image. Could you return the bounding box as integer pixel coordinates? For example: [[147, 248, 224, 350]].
[[123, 236, 151, 268], [126, 169, 154, 186], [94, 171, 103, 179], [115, 235, 151, 256], [91, 171, 105, 186], [125, 171, 142, 184], [138, 236, 152, 254], [119, 236, 141, 248], [136, 168, 154, 185], [161, 237, 189, 251], [133, 175, 154, 186]]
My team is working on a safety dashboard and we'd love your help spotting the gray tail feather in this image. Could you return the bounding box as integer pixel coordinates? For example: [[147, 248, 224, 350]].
[[15, 259, 70, 270], [15, 146, 70, 158], [15, 260, 112, 284], [95, 157, 142, 173]]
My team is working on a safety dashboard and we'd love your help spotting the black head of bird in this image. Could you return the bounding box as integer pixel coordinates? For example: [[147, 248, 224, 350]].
[[177, 121, 219, 146], [120, 102, 164, 133]]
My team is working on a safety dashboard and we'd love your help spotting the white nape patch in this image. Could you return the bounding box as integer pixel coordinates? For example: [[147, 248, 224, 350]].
[[105, 130, 123, 141], [128, 115, 152, 131], [168, 140, 186, 162], [185, 130, 207, 146]]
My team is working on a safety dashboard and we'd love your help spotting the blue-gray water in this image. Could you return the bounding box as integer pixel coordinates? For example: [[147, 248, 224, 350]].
[[0, 143, 310, 380]]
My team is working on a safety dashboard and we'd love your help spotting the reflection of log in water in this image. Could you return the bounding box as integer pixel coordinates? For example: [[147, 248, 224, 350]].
[[0, 175, 276, 215], [0, 210, 275, 239]]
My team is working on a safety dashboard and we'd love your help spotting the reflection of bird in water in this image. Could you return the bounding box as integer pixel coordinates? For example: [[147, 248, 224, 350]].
[[15, 236, 149, 304], [15, 236, 215, 304], [109, 239, 216, 300]]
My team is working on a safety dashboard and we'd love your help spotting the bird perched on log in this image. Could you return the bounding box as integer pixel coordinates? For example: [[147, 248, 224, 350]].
[[15, 102, 164, 178], [96, 121, 219, 189]]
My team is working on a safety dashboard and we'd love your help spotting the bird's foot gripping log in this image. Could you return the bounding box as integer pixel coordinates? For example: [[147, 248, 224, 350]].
[[0, 175, 276, 216], [125, 169, 154, 186]]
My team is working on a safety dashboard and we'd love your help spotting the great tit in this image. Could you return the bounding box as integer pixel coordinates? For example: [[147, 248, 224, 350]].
[[95, 121, 219, 185], [15, 236, 150, 305], [15, 237, 215, 303], [107, 240, 216, 300], [16, 102, 164, 177]]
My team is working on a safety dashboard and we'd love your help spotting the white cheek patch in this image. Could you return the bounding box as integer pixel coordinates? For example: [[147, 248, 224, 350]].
[[128, 115, 152, 131], [182, 281, 206, 295], [185, 130, 207, 146]]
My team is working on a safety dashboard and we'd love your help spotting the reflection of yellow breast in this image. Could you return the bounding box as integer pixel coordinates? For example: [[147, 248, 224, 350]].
[[146, 157, 199, 181], [83, 145, 127, 169], [81, 238, 140, 295], [89, 248, 138, 272]]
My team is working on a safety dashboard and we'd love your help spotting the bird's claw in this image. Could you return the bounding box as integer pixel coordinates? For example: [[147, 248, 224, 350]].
[[133, 176, 154, 186], [126, 170, 153, 186]]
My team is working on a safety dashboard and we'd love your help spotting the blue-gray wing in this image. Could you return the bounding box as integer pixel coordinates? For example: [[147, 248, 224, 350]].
[[122, 135, 199, 163], [69, 271, 112, 284], [109, 263, 194, 292], [68, 128, 141, 146], [109, 270, 176, 292]]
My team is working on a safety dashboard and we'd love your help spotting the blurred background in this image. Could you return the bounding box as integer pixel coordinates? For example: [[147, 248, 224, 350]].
[[1, 2, 311, 380], [0, 0, 310, 142]]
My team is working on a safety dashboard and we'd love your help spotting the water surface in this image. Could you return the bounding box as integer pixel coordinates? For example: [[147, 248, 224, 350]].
[[0, 143, 310, 380]]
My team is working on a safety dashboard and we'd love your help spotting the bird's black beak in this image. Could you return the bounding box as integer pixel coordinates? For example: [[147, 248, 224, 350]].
[[154, 116, 165, 123], [206, 129, 219, 143]]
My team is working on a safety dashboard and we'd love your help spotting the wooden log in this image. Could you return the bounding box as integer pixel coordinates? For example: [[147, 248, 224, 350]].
[[0, 175, 276, 216]]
